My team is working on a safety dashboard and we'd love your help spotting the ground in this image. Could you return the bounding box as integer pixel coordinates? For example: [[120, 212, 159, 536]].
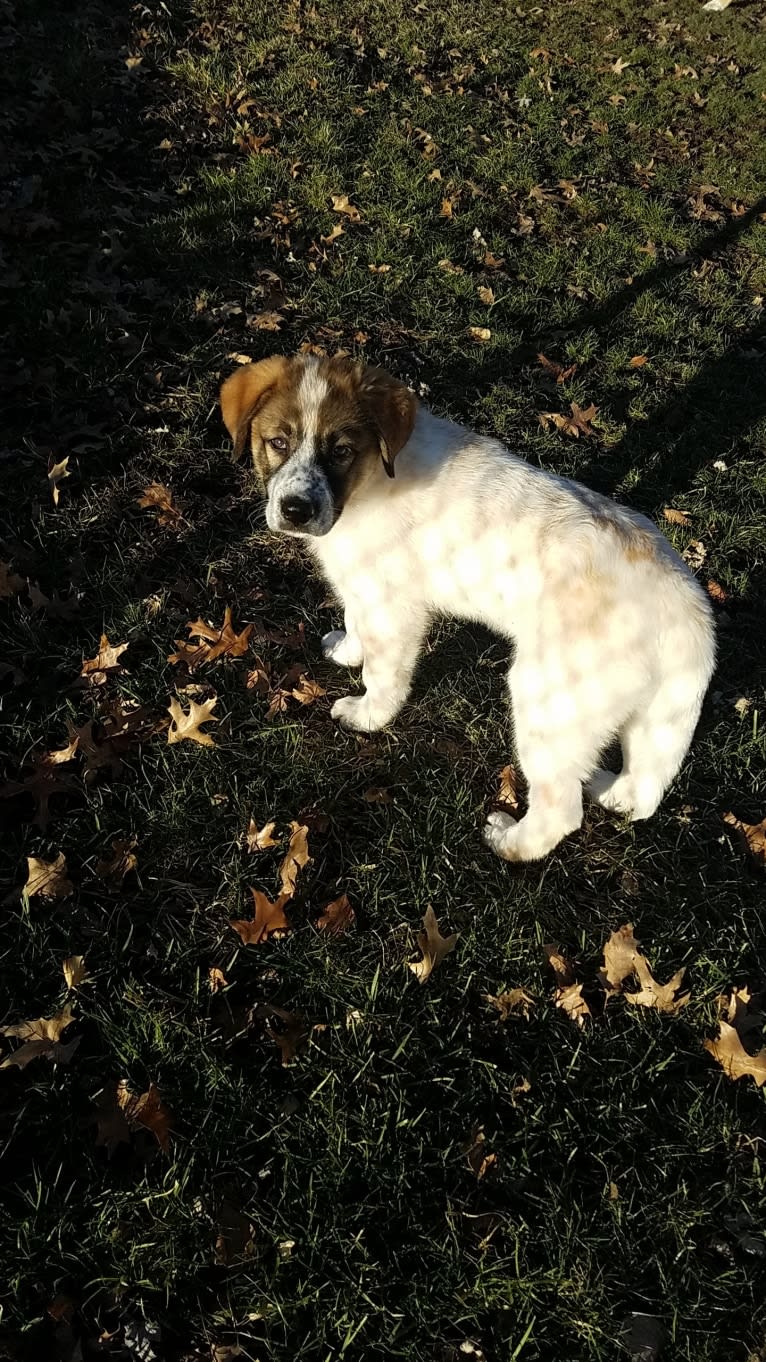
[[1, 0, 766, 1359]]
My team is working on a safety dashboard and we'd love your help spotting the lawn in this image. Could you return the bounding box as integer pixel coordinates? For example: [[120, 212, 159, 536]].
[[1, 0, 766, 1359]]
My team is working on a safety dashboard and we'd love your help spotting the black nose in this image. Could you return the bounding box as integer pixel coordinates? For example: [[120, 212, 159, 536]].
[[281, 496, 313, 526]]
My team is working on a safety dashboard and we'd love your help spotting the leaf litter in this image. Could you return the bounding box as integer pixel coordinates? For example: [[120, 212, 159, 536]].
[[408, 906, 458, 983]]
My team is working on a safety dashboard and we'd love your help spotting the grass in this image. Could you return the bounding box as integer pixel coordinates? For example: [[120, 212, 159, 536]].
[[1, 0, 766, 1358]]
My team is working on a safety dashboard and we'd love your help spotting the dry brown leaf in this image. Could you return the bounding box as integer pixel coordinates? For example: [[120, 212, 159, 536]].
[[167, 695, 218, 746], [683, 539, 706, 569], [265, 688, 291, 721], [331, 193, 361, 222], [209, 966, 229, 992], [468, 326, 491, 343], [0, 562, 25, 598], [230, 889, 292, 945], [609, 56, 632, 74], [663, 507, 692, 527], [226, 352, 253, 364], [629, 354, 649, 368], [279, 821, 311, 897], [80, 634, 129, 687], [24, 852, 73, 899], [723, 811, 766, 867], [169, 606, 253, 670], [316, 892, 355, 935], [464, 1126, 497, 1180], [540, 402, 598, 439], [246, 659, 271, 694], [624, 954, 689, 1013], [95, 837, 138, 882], [439, 197, 454, 219], [718, 985, 764, 1043], [320, 223, 345, 244], [477, 285, 495, 305], [136, 482, 183, 528], [257, 1004, 309, 1065], [408, 905, 458, 984], [92, 1082, 132, 1155], [250, 310, 283, 331], [1, 1005, 79, 1069], [704, 1022, 766, 1086], [496, 763, 521, 814], [599, 923, 641, 991], [117, 1079, 172, 1150], [556, 982, 592, 1026], [63, 955, 88, 989], [246, 818, 280, 852], [48, 455, 71, 506], [369, 263, 392, 273], [484, 989, 536, 1021], [215, 1199, 255, 1264], [290, 673, 326, 706], [706, 579, 729, 604], [543, 943, 577, 987], [0, 767, 75, 830], [537, 353, 578, 384], [34, 735, 80, 769]]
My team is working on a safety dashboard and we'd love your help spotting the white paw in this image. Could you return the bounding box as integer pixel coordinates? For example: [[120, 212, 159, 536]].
[[321, 629, 364, 668], [331, 694, 383, 732], [483, 809, 567, 863]]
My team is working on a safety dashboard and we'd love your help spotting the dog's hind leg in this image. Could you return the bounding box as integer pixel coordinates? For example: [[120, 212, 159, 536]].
[[484, 660, 602, 862], [585, 684, 706, 821]]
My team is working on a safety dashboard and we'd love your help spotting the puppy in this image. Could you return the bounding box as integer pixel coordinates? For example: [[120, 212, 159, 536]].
[[221, 353, 715, 862]]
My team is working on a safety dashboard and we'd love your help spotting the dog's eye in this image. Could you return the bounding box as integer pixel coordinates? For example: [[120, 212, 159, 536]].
[[268, 436, 289, 454], [332, 445, 355, 466]]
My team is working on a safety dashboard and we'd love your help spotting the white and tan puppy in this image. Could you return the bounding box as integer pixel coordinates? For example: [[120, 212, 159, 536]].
[[221, 354, 715, 862]]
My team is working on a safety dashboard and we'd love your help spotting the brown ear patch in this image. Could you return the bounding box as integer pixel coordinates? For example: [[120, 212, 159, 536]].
[[357, 365, 417, 477], [220, 356, 291, 461]]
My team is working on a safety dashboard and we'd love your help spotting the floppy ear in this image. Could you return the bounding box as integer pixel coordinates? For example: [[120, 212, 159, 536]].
[[358, 365, 417, 478], [220, 355, 290, 461]]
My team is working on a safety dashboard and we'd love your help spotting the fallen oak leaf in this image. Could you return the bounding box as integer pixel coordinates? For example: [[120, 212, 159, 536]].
[[463, 1125, 497, 1180], [48, 455, 71, 506], [316, 892, 355, 935], [231, 889, 292, 945], [599, 922, 642, 992], [215, 1198, 256, 1264], [331, 193, 361, 222], [706, 579, 729, 604], [92, 1082, 131, 1155], [209, 966, 229, 992], [495, 763, 521, 814], [718, 985, 764, 1043], [290, 673, 326, 705], [1, 1005, 80, 1069], [95, 837, 138, 883], [663, 507, 692, 527], [537, 352, 578, 384], [246, 817, 280, 852], [63, 955, 88, 989], [79, 633, 129, 687], [629, 354, 649, 368], [117, 1079, 172, 1150], [484, 989, 536, 1021], [136, 482, 183, 528], [32, 735, 80, 768], [320, 223, 344, 244], [704, 1022, 766, 1087], [723, 811, 766, 867], [167, 695, 219, 746], [24, 852, 73, 899], [408, 905, 458, 984], [540, 402, 598, 439], [468, 326, 491, 343], [170, 606, 254, 670], [256, 1003, 309, 1065], [279, 821, 311, 896], [624, 954, 689, 1013], [0, 562, 25, 598], [544, 943, 591, 1025], [246, 658, 271, 693]]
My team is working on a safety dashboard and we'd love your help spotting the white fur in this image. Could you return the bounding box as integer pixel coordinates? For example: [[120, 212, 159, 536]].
[[309, 407, 715, 861]]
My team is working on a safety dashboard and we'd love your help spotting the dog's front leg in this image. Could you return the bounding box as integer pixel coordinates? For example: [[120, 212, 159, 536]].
[[331, 605, 427, 733], [321, 604, 365, 669]]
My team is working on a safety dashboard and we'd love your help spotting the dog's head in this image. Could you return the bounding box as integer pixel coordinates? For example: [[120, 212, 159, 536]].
[[220, 353, 417, 536]]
